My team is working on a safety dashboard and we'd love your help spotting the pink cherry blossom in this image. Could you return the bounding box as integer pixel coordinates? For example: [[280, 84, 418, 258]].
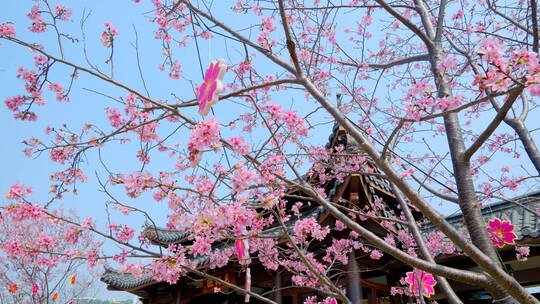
[[5, 183, 33, 200], [516, 246, 530, 262], [47, 82, 69, 102], [108, 224, 135, 243], [54, 4, 72, 21], [187, 117, 221, 167], [0, 23, 16, 37], [106, 108, 127, 127], [294, 218, 330, 243], [101, 22, 119, 47], [370, 250, 383, 260], [478, 38, 505, 67], [228, 136, 250, 155], [401, 168, 415, 178], [4, 203, 42, 221], [117, 171, 155, 198], [27, 5, 47, 33], [231, 166, 260, 193], [190, 237, 212, 256]]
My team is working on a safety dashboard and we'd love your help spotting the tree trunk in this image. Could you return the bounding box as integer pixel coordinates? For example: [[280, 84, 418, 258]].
[[429, 44, 513, 303]]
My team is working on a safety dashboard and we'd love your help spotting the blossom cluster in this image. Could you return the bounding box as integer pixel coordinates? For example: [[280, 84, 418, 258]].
[[5, 182, 33, 201], [264, 104, 308, 139], [101, 22, 120, 48], [0, 23, 16, 37], [27, 5, 47, 33], [474, 39, 540, 95], [187, 117, 221, 167], [4, 54, 61, 121], [116, 171, 155, 198]]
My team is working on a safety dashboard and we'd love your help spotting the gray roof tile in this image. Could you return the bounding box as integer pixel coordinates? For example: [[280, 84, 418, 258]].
[[143, 226, 191, 245], [439, 191, 540, 240], [102, 207, 325, 290], [101, 268, 154, 290]]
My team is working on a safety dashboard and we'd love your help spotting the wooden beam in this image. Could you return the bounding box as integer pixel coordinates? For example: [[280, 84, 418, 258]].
[[332, 175, 351, 203], [274, 271, 282, 304], [358, 175, 373, 207]]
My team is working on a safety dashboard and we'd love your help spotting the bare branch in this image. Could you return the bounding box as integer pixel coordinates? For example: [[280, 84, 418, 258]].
[[411, 174, 459, 204], [463, 87, 524, 162], [277, 0, 303, 76], [368, 54, 429, 70]]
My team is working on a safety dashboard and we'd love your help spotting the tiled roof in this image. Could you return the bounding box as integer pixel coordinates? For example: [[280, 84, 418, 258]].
[[324, 123, 393, 194], [142, 206, 326, 248], [101, 268, 154, 290], [101, 207, 326, 291], [443, 191, 540, 240], [143, 226, 191, 246], [259, 206, 326, 238]]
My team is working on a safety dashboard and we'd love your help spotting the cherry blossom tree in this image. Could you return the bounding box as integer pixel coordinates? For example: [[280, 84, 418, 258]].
[[1, 0, 540, 303], [0, 198, 100, 304]]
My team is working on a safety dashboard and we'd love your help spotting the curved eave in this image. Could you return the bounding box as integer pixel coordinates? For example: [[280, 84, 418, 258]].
[[102, 206, 326, 291], [101, 268, 156, 292], [143, 226, 191, 246]]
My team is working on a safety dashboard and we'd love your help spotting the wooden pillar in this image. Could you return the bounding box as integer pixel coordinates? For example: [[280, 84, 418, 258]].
[[347, 251, 363, 304], [175, 288, 182, 304], [274, 271, 283, 304], [367, 288, 376, 304]]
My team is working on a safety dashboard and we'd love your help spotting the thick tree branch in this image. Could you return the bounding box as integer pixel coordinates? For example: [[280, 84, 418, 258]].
[[183, 0, 297, 75], [413, 0, 436, 39], [371, 0, 434, 48], [435, 0, 448, 42], [367, 54, 429, 70], [463, 87, 523, 162], [531, 0, 539, 53], [298, 76, 539, 303], [391, 184, 463, 304]]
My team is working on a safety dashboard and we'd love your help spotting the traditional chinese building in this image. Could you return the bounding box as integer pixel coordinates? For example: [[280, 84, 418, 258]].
[[101, 125, 540, 304]]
